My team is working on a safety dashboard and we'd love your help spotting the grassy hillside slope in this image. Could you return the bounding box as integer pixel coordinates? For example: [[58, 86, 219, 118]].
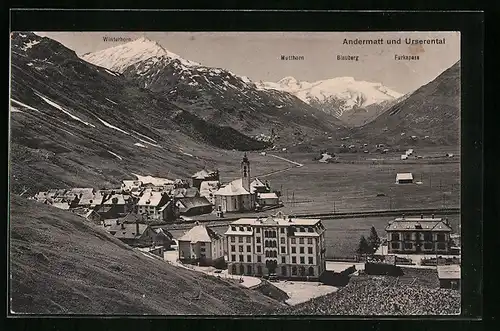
[[9, 195, 280, 315]]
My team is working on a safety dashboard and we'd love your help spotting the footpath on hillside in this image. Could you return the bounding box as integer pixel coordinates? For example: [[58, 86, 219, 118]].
[[256, 154, 304, 178]]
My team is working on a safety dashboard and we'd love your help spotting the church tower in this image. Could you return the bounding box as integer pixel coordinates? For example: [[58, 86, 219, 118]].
[[241, 152, 251, 192]]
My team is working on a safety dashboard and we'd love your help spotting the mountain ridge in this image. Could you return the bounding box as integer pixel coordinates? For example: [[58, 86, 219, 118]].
[[255, 76, 404, 125], [81, 38, 348, 146], [349, 60, 460, 146], [10, 32, 269, 195]]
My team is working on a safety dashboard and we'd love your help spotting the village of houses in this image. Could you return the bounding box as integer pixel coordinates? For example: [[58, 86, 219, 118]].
[[29, 153, 461, 305]]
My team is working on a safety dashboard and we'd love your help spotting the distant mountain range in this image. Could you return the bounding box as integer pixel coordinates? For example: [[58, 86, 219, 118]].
[[82, 38, 346, 143], [255, 76, 404, 126], [82, 39, 406, 128]]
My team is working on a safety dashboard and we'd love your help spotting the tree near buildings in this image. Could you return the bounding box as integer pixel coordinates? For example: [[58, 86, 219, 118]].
[[356, 236, 371, 257], [367, 226, 381, 254]]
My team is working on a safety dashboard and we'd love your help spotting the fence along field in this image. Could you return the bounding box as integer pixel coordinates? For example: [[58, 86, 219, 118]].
[[216, 151, 459, 215], [257, 160, 459, 215]]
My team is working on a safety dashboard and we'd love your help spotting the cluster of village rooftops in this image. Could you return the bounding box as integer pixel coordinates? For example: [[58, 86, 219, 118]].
[[31, 153, 282, 222], [29, 153, 456, 281]]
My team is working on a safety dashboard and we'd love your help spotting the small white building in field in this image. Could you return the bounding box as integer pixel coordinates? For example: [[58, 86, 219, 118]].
[[257, 192, 280, 206], [401, 155, 408, 160], [396, 173, 414, 184]]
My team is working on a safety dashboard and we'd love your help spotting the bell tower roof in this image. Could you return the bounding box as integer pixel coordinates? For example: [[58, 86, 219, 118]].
[[242, 152, 249, 164]]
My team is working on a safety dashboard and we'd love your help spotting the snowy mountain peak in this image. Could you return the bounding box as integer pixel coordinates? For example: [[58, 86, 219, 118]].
[[277, 76, 298, 85], [81, 37, 199, 73], [257, 76, 403, 118]]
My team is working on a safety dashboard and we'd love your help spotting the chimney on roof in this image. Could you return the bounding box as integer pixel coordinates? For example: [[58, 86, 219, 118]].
[[445, 218, 449, 225], [121, 222, 125, 230], [288, 215, 293, 222], [421, 214, 423, 219], [116, 219, 119, 225], [195, 221, 200, 226], [402, 214, 405, 219], [432, 214, 435, 219]]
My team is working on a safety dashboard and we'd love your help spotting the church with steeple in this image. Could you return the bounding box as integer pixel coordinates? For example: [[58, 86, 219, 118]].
[[214, 153, 257, 213]]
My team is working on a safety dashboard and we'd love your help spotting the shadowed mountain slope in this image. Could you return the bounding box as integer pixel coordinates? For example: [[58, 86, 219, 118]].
[[9, 195, 280, 315], [10, 32, 268, 195]]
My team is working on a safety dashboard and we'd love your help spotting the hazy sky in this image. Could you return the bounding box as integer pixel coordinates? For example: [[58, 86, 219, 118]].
[[36, 31, 460, 94]]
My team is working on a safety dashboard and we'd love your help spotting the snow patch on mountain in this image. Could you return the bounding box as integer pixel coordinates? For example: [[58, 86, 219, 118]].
[[35, 93, 96, 127], [105, 98, 118, 105], [138, 138, 161, 148], [134, 142, 147, 148], [57, 126, 76, 137], [21, 39, 41, 51], [96, 116, 131, 135], [131, 130, 158, 144], [108, 150, 123, 160], [11, 99, 41, 113], [105, 69, 118, 76], [81, 37, 199, 73]]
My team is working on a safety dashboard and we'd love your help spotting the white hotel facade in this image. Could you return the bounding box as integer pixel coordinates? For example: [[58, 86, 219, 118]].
[[224, 212, 327, 280]]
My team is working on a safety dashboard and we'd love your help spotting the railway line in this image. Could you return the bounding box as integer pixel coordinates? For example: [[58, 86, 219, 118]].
[[165, 207, 460, 230]]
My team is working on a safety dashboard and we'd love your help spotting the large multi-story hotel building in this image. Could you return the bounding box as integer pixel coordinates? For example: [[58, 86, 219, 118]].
[[224, 212, 327, 279], [386, 215, 453, 254]]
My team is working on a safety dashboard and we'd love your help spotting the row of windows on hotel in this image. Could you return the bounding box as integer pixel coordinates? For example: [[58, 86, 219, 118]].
[[391, 242, 448, 250], [232, 264, 316, 276], [230, 226, 319, 235], [230, 244, 315, 255], [391, 233, 447, 241], [230, 254, 315, 264], [229, 236, 315, 245]]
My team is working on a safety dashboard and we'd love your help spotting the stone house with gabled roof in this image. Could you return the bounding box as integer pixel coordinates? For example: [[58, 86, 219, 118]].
[[103, 214, 174, 248], [386, 214, 453, 254], [178, 223, 224, 265], [136, 189, 177, 222], [191, 169, 220, 190]]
